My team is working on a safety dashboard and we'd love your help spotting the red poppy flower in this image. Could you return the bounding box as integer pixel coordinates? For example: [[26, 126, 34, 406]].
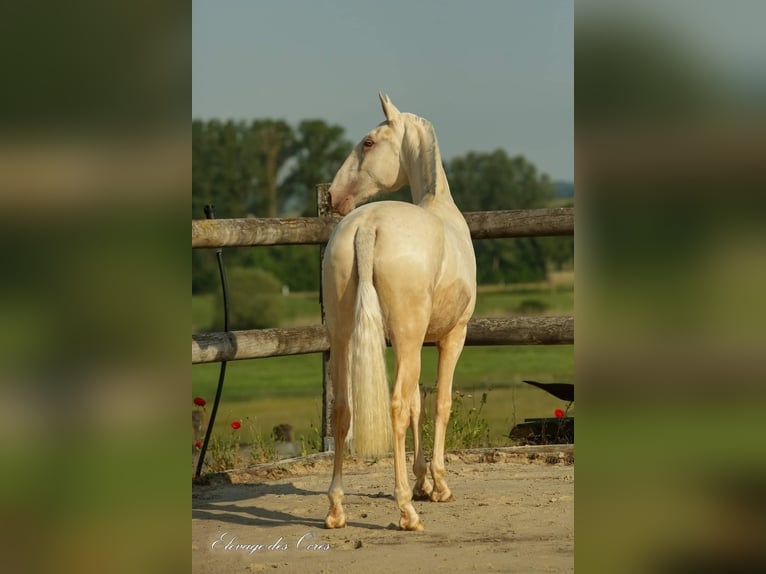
[[231, 421, 241, 430], [193, 397, 206, 407], [194, 441, 202, 449], [554, 408, 565, 419]]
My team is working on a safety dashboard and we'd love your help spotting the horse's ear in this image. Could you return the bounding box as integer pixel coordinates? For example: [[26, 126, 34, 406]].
[[379, 93, 401, 123]]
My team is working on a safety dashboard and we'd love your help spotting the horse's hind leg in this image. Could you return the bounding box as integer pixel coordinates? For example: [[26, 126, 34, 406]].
[[431, 324, 468, 502], [325, 336, 351, 528], [391, 341, 425, 531], [412, 388, 433, 500]]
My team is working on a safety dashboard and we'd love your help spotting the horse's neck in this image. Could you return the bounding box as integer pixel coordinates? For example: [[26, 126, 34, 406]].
[[409, 162, 451, 206], [411, 160, 469, 239]]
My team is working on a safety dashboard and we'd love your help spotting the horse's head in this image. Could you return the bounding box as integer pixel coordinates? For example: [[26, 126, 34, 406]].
[[328, 94, 409, 216]]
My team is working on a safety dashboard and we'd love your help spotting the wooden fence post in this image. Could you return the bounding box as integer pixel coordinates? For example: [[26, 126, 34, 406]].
[[317, 183, 335, 452]]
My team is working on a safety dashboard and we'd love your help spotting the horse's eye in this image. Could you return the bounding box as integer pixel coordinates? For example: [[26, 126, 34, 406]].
[[363, 138, 374, 149]]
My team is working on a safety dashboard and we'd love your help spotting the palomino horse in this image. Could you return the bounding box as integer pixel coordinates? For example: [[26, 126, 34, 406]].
[[322, 94, 477, 531]]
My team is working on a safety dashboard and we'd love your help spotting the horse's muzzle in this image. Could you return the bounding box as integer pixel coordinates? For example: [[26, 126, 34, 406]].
[[329, 191, 354, 216]]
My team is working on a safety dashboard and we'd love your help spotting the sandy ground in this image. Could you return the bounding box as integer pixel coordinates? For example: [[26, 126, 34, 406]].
[[192, 446, 574, 573]]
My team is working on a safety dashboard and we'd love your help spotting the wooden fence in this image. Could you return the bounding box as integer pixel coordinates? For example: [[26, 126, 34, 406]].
[[192, 184, 574, 449], [192, 207, 574, 248]]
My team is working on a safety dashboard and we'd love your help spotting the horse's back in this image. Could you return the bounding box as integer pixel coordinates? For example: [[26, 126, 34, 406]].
[[323, 201, 475, 342], [325, 201, 444, 282]]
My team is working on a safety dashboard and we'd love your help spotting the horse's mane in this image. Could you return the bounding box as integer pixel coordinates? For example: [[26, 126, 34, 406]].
[[402, 113, 440, 199]]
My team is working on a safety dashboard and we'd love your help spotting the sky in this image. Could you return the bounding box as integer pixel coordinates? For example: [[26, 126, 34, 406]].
[[193, 0, 573, 181]]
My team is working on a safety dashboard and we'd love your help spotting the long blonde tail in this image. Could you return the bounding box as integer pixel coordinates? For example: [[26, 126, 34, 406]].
[[349, 227, 392, 458]]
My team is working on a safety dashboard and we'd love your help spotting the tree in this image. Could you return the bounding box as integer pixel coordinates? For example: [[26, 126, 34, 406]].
[[448, 149, 553, 211], [244, 119, 295, 217], [191, 119, 257, 219], [192, 119, 299, 294], [281, 119, 352, 215], [192, 119, 248, 293], [446, 150, 554, 284]]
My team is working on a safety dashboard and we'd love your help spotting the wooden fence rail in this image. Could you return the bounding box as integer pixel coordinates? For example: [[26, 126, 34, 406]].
[[192, 316, 574, 364], [192, 207, 574, 248]]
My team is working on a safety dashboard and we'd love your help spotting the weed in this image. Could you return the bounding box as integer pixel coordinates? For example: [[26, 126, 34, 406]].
[[201, 417, 279, 471], [419, 387, 492, 450], [300, 419, 323, 457], [248, 422, 278, 464], [206, 430, 240, 472]]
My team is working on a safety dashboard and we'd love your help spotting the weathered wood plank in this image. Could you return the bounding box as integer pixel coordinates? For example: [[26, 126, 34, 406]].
[[192, 216, 340, 248], [466, 208, 574, 239], [191, 207, 574, 248], [192, 325, 330, 364], [465, 316, 574, 345], [192, 315, 574, 364]]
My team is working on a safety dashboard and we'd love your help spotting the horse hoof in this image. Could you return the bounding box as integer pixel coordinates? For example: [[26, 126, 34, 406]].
[[399, 518, 425, 532], [325, 519, 347, 529], [324, 513, 347, 529], [430, 490, 454, 503], [413, 481, 434, 501]]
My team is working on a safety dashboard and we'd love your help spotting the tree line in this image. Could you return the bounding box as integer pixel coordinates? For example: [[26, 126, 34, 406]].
[[192, 118, 573, 295]]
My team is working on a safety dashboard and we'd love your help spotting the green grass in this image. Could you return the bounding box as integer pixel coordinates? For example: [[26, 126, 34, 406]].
[[192, 344, 573, 449], [192, 353, 325, 402], [279, 292, 322, 325], [473, 286, 573, 317], [192, 345, 573, 402], [191, 294, 215, 332]]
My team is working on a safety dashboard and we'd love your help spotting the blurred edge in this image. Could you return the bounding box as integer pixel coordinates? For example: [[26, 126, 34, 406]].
[[0, 2, 189, 574], [576, 1, 766, 573]]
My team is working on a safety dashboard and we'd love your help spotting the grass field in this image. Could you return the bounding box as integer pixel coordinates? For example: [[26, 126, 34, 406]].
[[192, 277, 573, 453]]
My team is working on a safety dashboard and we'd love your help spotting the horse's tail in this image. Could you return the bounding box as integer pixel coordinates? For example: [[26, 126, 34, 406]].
[[349, 227, 392, 458]]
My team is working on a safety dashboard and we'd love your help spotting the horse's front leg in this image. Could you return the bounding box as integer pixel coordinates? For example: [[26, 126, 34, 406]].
[[325, 342, 350, 529], [431, 326, 467, 502], [391, 347, 424, 531]]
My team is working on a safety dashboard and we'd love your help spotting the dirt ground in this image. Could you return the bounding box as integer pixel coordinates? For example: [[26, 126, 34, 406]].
[[192, 446, 574, 573]]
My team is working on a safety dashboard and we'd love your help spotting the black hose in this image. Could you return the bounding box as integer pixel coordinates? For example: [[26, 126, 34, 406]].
[[195, 204, 230, 480]]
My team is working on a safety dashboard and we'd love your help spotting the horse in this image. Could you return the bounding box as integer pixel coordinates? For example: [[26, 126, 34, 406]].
[[322, 94, 477, 531]]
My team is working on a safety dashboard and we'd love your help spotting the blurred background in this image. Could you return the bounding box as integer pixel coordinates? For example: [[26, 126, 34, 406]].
[[0, 1, 188, 573], [576, 0, 766, 571]]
